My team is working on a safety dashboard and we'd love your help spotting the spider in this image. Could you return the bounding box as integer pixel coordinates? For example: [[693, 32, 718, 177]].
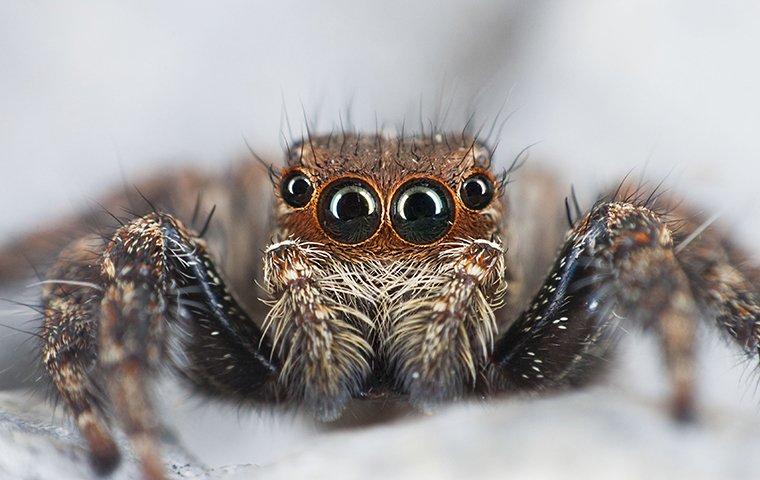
[[0, 130, 758, 480]]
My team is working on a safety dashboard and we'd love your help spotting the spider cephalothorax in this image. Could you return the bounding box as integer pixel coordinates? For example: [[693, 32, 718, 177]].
[[0, 129, 756, 480], [263, 135, 509, 418]]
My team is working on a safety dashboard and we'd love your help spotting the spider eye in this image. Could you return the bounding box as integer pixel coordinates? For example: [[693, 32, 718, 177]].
[[460, 174, 494, 210], [318, 179, 381, 244], [281, 172, 314, 208], [391, 179, 453, 244]]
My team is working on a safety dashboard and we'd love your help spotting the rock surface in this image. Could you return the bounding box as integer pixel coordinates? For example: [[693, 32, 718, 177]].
[[3, 367, 760, 480], [0, 390, 256, 480], [256, 391, 760, 480]]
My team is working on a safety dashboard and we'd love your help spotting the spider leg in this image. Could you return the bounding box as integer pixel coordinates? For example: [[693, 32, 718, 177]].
[[673, 208, 760, 355], [41, 236, 120, 475], [489, 201, 705, 421], [0, 168, 208, 284], [42, 213, 279, 480], [262, 239, 373, 421], [385, 238, 508, 410]]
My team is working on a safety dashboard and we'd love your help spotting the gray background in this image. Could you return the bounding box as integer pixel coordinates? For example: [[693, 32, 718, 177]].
[[1, 1, 759, 479]]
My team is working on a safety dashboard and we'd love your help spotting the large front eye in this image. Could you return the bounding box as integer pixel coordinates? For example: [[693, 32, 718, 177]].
[[281, 171, 313, 208], [460, 173, 494, 210], [391, 179, 454, 244], [318, 179, 382, 244]]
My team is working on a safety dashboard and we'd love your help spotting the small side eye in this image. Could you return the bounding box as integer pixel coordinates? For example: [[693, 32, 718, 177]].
[[318, 179, 382, 244], [460, 174, 494, 210], [281, 172, 313, 208]]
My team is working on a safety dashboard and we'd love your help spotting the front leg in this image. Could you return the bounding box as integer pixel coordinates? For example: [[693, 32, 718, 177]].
[[386, 239, 508, 410], [262, 239, 373, 421], [489, 201, 707, 420], [42, 213, 278, 480]]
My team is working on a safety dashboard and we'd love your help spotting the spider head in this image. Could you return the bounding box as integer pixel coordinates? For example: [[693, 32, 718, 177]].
[[264, 133, 510, 413], [274, 133, 506, 260]]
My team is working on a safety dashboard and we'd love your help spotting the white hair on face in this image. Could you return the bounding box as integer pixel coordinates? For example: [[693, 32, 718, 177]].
[[260, 236, 509, 415]]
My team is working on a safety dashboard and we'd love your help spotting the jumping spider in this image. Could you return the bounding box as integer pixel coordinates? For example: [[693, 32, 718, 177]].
[[0, 130, 758, 480]]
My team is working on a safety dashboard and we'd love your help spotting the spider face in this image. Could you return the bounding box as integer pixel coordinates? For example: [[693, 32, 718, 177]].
[[262, 134, 510, 416], [275, 134, 504, 257]]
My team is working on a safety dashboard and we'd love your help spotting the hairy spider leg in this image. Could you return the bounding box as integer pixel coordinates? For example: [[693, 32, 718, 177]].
[[42, 213, 279, 480], [489, 200, 757, 421]]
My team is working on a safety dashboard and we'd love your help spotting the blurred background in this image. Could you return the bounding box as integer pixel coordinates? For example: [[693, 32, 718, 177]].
[[1, 1, 759, 479]]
